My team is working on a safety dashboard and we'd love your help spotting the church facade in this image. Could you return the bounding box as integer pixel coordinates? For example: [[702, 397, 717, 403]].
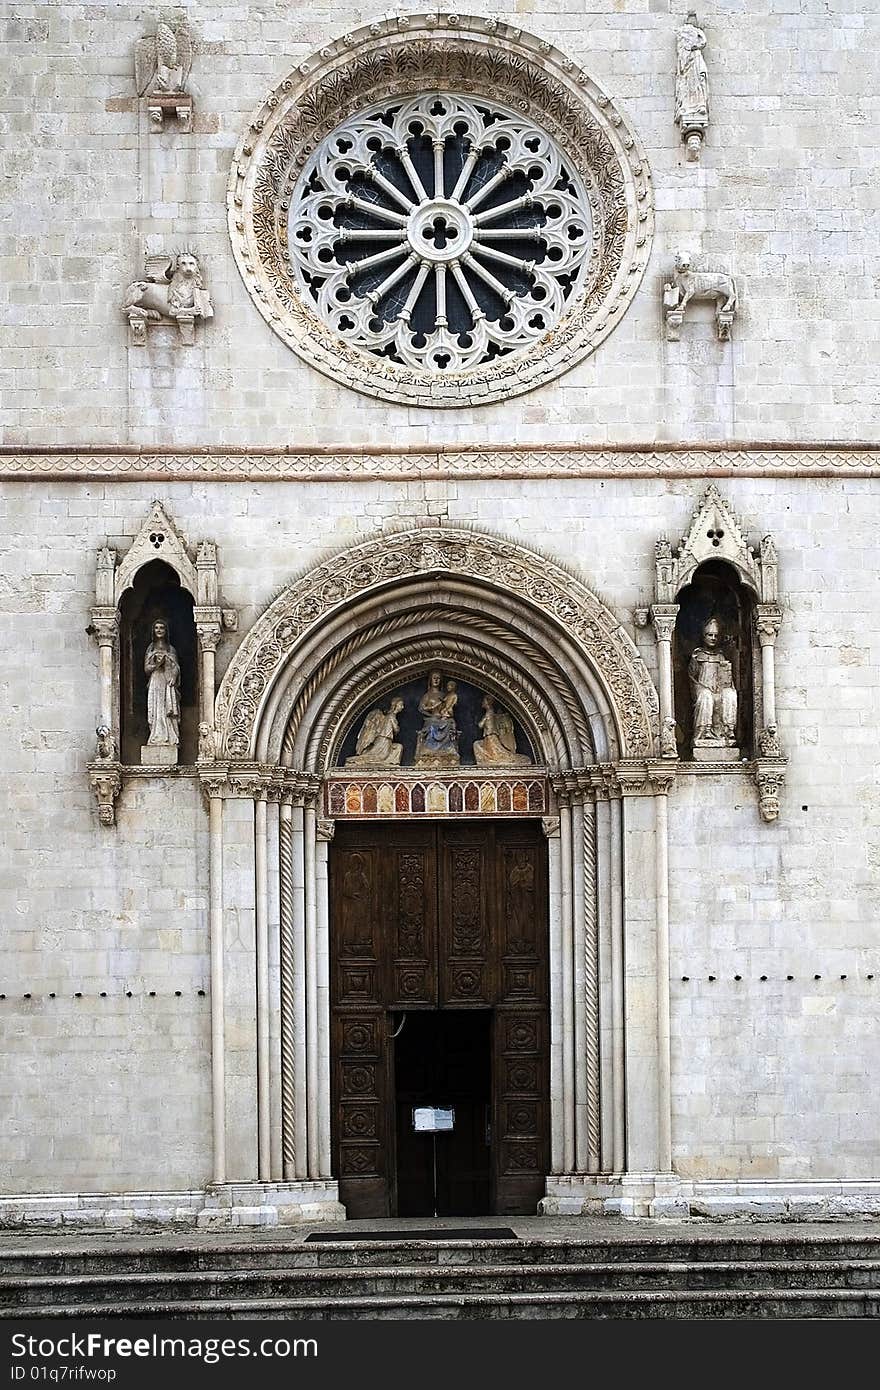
[[2, 3, 879, 1228]]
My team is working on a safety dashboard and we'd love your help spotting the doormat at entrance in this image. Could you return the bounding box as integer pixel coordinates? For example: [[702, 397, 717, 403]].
[[305, 1227, 518, 1242]]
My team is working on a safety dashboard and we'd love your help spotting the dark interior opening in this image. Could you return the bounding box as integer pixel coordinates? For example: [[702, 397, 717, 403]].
[[118, 559, 198, 765], [394, 1010, 492, 1217]]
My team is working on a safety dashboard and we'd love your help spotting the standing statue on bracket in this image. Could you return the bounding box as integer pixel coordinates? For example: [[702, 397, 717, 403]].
[[473, 694, 533, 768], [142, 618, 181, 765], [675, 12, 709, 161], [689, 617, 739, 761], [124, 249, 213, 346], [415, 672, 460, 768], [663, 252, 737, 342], [345, 698, 405, 768]]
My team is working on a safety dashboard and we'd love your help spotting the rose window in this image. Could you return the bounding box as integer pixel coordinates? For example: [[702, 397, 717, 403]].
[[288, 94, 593, 372]]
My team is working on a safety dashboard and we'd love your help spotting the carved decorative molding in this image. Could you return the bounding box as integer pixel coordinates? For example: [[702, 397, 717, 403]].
[[227, 13, 653, 406], [3, 447, 879, 482], [326, 773, 549, 819], [214, 527, 658, 765]]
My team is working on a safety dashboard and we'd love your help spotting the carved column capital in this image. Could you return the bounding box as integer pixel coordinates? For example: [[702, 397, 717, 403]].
[[650, 603, 680, 643], [194, 605, 223, 651], [754, 603, 783, 645], [647, 762, 677, 796], [89, 608, 119, 646], [541, 815, 561, 839], [316, 817, 336, 843], [88, 764, 122, 827]]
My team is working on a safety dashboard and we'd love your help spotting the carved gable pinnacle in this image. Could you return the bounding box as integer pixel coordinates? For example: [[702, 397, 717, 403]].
[[656, 485, 777, 602], [115, 501, 198, 603]]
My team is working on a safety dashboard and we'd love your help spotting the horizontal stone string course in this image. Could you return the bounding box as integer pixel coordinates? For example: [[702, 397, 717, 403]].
[[1, 447, 880, 480]]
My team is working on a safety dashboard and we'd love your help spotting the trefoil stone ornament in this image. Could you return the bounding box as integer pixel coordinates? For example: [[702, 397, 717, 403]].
[[674, 13, 709, 162], [135, 19, 194, 132], [124, 250, 213, 346], [663, 252, 737, 341]]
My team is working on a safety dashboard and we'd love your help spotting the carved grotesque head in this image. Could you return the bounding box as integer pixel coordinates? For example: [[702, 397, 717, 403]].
[[675, 251, 692, 275]]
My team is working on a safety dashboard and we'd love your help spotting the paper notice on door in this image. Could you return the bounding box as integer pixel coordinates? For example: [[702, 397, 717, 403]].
[[413, 1106, 455, 1132]]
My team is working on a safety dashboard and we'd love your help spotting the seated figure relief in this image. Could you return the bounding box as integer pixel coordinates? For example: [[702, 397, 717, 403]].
[[414, 671, 460, 768]]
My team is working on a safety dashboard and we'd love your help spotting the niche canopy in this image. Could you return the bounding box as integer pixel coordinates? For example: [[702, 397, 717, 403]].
[[228, 13, 654, 407]]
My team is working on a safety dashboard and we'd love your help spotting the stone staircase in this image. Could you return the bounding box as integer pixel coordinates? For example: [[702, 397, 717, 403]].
[[2, 1228, 879, 1319]]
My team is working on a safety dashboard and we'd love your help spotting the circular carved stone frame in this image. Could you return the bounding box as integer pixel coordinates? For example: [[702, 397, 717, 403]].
[[227, 13, 654, 408]]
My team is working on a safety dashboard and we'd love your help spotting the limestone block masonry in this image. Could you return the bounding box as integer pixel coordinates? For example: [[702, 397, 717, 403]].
[[2, 0, 880, 1228]]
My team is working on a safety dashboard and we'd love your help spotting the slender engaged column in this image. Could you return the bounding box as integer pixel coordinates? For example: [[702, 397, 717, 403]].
[[291, 802, 308, 1180], [651, 605, 679, 753], [304, 802, 319, 1179], [279, 802, 296, 1180], [595, 795, 615, 1172], [315, 819, 334, 1179], [755, 604, 783, 732], [544, 817, 564, 1174], [610, 794, 625, 1172], [254, 795, 271, 1181], [266, 796, 282, 1181], [208, 792, 226, 1184], [571, 797, 587, 1173], [654, 784, 672, 1172], [582, 799, 601, 1173], [559, 800, 575, 1175]]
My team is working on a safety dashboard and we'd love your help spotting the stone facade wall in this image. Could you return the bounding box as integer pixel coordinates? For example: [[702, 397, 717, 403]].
[[2, 0, 879, 446], [0, 475, 878, 1190]]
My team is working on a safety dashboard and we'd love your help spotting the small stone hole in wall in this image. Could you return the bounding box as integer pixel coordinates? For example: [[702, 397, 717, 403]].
[[0, 995, 5, 1000], [681, 976, 689, 982], [814, 974, 821, 980], [734, 975, 741, 981], [868, 974, 875, 981], [708, 975, 716, 982], [175, 990, 182, 997], [126, 991, 133, 998], [787, 975, 794, 981], [840, 975, 847, 981], [49, 991, 56, 998], [760, 975, 767, 981], [148, 990, 156, 997], [197, 989, 206, 996], [802, 805, 808, 811], [23, 993, 31, 999], [74, 992, 82, 998], [100, 991, 107, 997]]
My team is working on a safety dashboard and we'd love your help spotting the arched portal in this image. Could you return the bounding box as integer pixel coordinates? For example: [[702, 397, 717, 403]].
[[203, 526, 675, 1219]]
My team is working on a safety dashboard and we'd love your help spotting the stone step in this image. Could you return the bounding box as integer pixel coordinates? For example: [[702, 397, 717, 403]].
[[1, 1258, 879, 1308], [4, 1287, 878, 1320], [3, 1234, 880, 1277]]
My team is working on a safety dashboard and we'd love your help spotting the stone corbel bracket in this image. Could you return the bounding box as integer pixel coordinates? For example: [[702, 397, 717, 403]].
[[651, 486, 786, 821], [88, 760, 122, 827], [146, 92, 193, 133]]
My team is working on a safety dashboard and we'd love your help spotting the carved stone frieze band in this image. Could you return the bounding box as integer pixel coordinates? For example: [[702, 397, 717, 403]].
[[3, 447, 879, 482]]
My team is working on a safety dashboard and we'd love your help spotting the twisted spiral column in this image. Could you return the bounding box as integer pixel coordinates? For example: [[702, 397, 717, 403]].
[[583, 798, 601, 1171], [278, 801, 295, 1180]]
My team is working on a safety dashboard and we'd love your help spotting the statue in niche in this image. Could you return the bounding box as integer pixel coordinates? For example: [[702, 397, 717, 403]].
[[689, 617, 739, 760], [124, 250, 213, 345], [142, 618, 181, 765], [344, 698, 405, 768], [473, 694, 533, 768], [675, 12, 709, 160], [415, 672, 460, 768]]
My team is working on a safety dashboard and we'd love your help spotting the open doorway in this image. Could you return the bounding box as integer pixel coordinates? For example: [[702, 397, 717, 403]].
[[393, 1010, 491, 1217]]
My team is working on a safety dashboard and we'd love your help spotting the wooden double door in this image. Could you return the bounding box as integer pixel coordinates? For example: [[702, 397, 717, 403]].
[[330, 820, 549, 1217]]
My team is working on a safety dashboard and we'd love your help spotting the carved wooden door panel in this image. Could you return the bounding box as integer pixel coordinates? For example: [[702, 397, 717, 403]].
[[330, 820, 549, 1217]]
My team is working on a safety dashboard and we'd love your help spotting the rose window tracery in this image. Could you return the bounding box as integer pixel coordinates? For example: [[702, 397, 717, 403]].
[[289, 94, 592, 372]]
